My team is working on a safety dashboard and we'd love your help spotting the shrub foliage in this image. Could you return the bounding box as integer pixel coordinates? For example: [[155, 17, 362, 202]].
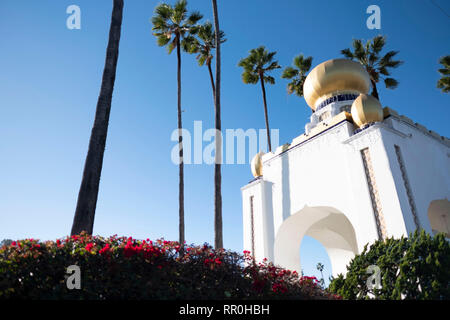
[[328, 230, 450, 300], [0, 233, 337, 300]]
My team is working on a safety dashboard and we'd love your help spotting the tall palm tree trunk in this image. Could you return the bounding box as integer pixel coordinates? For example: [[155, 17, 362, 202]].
[[212, 0, 222, 249], [259, 73, 272, 152], [370, 79, 379, 100], [207, 62, 215, 99], [176, 36, 185, 250], [71, 0, 124, 236]]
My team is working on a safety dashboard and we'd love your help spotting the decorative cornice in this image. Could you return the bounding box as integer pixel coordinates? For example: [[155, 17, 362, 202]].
[[384, 108, 450, 147]]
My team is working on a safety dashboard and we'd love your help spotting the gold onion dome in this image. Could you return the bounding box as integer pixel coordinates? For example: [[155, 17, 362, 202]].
[[303, 59, 371, 110], [251, 152, 264, 178], [351, 93, 383, 128]]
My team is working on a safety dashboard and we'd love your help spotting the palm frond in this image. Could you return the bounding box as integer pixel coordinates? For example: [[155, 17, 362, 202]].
[[294, 55, 312, 73], [264, 75, 275, 85], [371, 35, 385, 54], [242, 70, 259, 84], [289, 78, 305, 97], [438, 68, 450, 76], [437, 76, 450, 92], [167, 37, 178, 54], [157, 34, 171, 47], [379, 51, 402, 68], [378, 66, 389, 76], [216, 30, 227, 44], [151, 15, 169, 31], [341, 48, 354, 59], [154, 3, 172, 20], [186, 11, 203, 26], [172, 0, 187, 24], [281, 66, 297, 79], [439, 55, 450, 69], [384, 77, 399, 89], [197, 54, 207, 66], [352, 39, 366, 62], [173, 0, 187, 16], [265, 51, 276, 63], [265, 61, 281, 71], [181, 35, 198, 53], [437, 55, 450, 93]]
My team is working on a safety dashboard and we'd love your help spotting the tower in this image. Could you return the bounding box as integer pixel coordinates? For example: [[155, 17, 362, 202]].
[[241, 58, 450, 276]]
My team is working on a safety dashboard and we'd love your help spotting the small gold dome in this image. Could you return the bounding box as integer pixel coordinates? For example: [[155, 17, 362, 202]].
[[251, 152, 264, 178], [351, 94, 383, 128], [303, 59, 371, 110]]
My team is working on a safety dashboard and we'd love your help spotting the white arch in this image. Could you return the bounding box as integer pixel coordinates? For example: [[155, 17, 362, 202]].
[[274, 206, 358, 276]]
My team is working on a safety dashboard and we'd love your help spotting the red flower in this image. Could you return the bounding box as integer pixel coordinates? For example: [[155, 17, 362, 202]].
[[99, 244, 110, 255], [85, 243, 94, 252]]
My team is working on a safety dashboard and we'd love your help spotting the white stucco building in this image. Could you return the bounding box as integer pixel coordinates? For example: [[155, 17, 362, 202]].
[[241, 58, 450, 276]]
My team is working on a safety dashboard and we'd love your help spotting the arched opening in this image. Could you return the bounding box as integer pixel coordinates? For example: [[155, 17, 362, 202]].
[[274, 206, 358, 276], [300, 236, 332, 286], [428, 199, 450, 238]]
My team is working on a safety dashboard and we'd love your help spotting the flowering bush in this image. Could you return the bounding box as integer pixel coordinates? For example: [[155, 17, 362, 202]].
[[0, 233, 338, 300]]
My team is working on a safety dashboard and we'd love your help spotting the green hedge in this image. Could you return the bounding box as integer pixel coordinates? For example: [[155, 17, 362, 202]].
[[329, 230, 450, 300], [0, 233, 338, 300]]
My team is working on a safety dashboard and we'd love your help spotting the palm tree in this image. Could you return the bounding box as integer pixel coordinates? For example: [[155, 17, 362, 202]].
[[151, 0, 202, 249], [281, 54, 313, 97], [316, 262, 325, 287], [71, 0, 124, 236], [238, 46, 281, 152], [341, 35, 403, 101], [211, 0, 222, 250], [437, 55, 450, 93], [183, 21, 225, 100]]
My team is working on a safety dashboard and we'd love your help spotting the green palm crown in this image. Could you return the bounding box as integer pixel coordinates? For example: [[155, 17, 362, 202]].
[[281, 54, 313, 97], [238, 46, 281, 85], [151, 0, 203, 54], [341, 35, 403, 100]]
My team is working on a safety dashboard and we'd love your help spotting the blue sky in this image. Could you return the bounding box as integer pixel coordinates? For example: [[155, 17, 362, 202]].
[[0, 0, 449, 283]]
